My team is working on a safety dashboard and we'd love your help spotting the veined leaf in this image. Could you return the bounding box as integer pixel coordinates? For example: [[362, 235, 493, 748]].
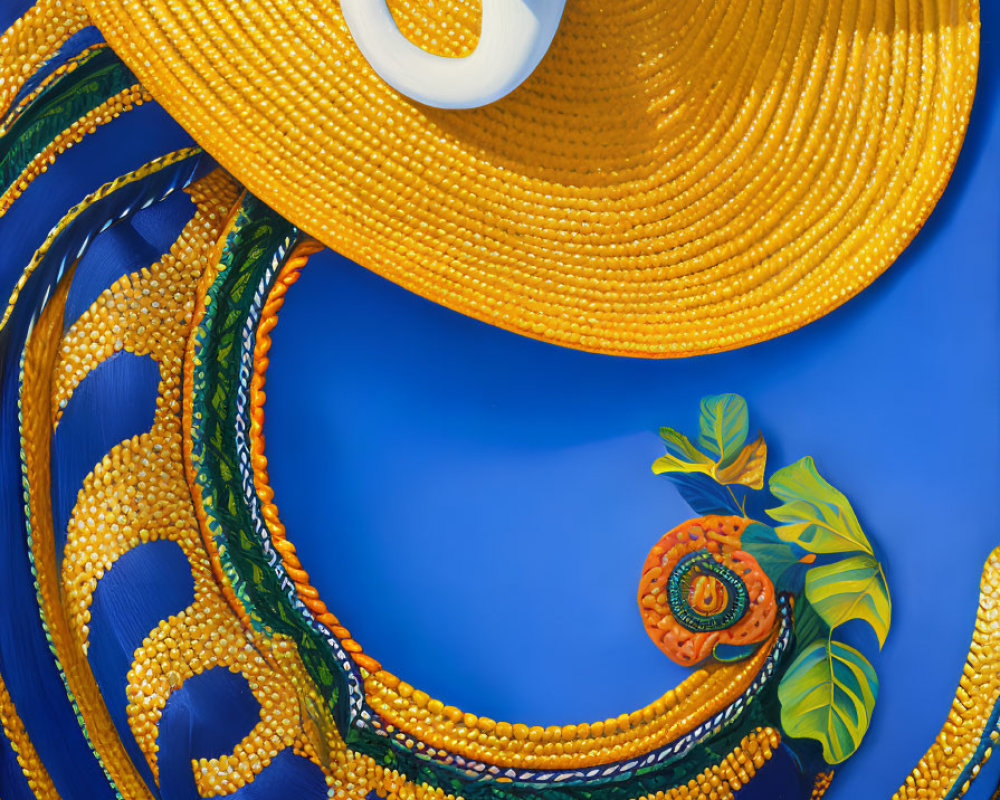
[[778, 639, 878, 764], [767, 457, 873, 555], [698, 394, 749, 466], [793, 601, 829, 648], [739, 522, 809, 590], [714, 433, 767, 489], [653, 427, 715, 477], [805, 555, 891, 648], [659, 427, 714, 465]]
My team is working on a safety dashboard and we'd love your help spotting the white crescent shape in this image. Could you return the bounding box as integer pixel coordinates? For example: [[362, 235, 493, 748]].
[[340, 0, 566, 109]]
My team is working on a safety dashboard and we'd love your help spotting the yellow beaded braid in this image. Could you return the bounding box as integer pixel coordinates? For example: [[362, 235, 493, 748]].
[[0, 0, 89, 114], [38, 171, 324, 798], [0, 673, 60, 800], [245, 252, 784, 771], [22, 257, 154, 800], [893, 547, 1000, 799], [0, 1, 991, 798]]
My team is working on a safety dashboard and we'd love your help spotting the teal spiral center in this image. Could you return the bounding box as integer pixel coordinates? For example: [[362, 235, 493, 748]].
[[667, 550, 749, 633]]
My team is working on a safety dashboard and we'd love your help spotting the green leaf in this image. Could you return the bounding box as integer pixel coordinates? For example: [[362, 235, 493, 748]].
[[698, 394, 749, 466], [805, 555, 891, 648], [652, 428, 714, 477], [778, 639, 879, 764], [652, 454, 715, 478], [659, 427, 714, 465], [714, 433, 767, 489], [739, 522, 809, 590], [767, 457, 873, 555], [667, 473, 744, 516], [793, 601, 829, 648]]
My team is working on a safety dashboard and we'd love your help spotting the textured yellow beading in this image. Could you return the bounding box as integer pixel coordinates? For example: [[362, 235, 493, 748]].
[[0, 0, 992, 797], [77, 0, 980, 357], [892, 546, 1000, 799], [22, 260, 154, 800], [26, 171, 324, 798], [246, 256, 784, 768], [35, 169, 785, 799], [0, 672, 59, 800], [0, 84, 151, 217], [0, 0, 89, 114]]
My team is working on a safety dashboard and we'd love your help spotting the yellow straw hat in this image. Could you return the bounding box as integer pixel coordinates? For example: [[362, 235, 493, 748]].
[[83, 0, 979, 357]]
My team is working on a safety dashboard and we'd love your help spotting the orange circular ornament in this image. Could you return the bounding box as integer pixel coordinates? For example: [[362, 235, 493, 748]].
[[638, 516, 777, 666]]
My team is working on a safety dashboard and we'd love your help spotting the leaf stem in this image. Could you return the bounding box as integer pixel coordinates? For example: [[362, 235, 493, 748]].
[[726, 485, 744, 516]]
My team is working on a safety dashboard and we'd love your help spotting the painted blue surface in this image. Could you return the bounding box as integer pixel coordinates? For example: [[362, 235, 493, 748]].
[[52, 352, 162, 562], [157, 697, 202, 800], [0, 37, 198, 795], [157, 670, 265, 800], [169, 669, 261, 763], [158, 675, 320, 800], [0, 105, 195, 311], [0, 0, 995, 796], [262, 7, 1000, 798], [129, 190, 198, 258], [0, 159, 204, 800], [227, 750, 329, 800], [732, 745, 808, 800], [0, 212, 117, 800], [89, 540, 196, 793], [63, 188, 195, 324]]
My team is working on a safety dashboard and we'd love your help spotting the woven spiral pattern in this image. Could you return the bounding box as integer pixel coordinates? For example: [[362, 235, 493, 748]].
[[80, 0, 978, 357], [638, 516, 776, 666]]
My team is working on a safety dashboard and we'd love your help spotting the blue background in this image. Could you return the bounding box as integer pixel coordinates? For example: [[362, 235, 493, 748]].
[[0, 1, 995, 797], [262, 10, 1000, 797]]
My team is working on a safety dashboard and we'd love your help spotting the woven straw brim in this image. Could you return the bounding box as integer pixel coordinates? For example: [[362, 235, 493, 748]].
[[83, 0, 979, 357]]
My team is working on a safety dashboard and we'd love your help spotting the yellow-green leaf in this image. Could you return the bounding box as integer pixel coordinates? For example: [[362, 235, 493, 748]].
[[805, 555, 891, 648], [653, 427, 715, 477], [768, 457, 873, 555], [658, 427, 714, 465], [698, 394, 749, 466], [714, 433, 767, 489], [740, 522, 808, 589], [778, 639, 878, 764], [651, 454, 714, 477]]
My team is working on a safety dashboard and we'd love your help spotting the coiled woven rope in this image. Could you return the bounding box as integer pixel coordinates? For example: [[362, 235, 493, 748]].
[[82, 0, 980, 357]]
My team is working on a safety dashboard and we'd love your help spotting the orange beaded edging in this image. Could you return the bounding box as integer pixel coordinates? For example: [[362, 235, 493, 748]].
[[243, 258, 784, 770], [245, 239, 380, 672]]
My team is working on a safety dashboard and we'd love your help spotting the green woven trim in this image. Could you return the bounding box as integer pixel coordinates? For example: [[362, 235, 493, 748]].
[[186, 195, 355, 725], [0, 46, 137, 193], [185, 198, 777, 797]]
